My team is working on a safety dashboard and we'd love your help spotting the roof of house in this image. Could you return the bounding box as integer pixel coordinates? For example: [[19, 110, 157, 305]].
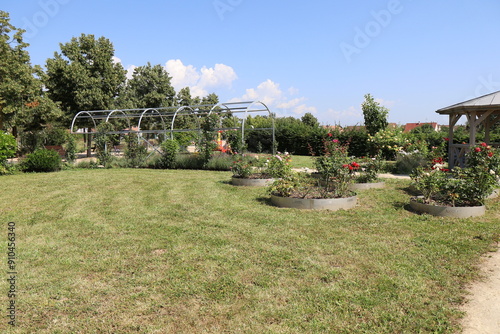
[[403, 122, 438, 132]]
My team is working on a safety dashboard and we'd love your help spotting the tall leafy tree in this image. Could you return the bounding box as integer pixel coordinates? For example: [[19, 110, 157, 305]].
[[0, 11, 53, 132], [124, 62, 175, 108], [361, 93, 389, 136], [176, 87, 193, 107], [201, 93, 219, 106], [45, 33, 126, 123], [301, 112, 320, 128]]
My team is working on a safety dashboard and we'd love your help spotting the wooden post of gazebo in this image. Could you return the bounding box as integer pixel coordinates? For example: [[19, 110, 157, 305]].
[[436, 91, 500, 169]]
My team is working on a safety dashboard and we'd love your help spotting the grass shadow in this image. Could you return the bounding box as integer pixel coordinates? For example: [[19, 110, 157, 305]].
[[256, 196, 273, 206], [399, 185, 420, 196], [392, 200, 412, 211]]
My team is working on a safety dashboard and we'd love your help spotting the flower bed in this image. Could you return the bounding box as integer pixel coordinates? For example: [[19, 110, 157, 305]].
[[410, 196, 485, 218], [271, 193, 357, 211], [231, 175, 274, 186], [410, 143, 499, 210]]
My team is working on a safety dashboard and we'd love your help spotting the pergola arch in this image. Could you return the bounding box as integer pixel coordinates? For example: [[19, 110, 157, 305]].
[[70, 100, 276, 156], [171, 106, 195, 139], [436, 90, 500, 168]]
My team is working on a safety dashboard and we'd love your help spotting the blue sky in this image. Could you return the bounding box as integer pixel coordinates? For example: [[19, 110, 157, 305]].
[[3, 0, 500, 126]]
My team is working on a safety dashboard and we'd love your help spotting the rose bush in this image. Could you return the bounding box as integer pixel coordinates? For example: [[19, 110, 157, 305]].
[[269, 140, 358, 199], [411, 143, 499, 206]]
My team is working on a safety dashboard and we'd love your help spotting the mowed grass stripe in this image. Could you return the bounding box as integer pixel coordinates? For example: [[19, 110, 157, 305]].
[[0, 169, 499, 333]]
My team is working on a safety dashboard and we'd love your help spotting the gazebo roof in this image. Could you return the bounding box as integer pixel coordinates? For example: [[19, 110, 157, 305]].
[[436, 90, 500, 114]]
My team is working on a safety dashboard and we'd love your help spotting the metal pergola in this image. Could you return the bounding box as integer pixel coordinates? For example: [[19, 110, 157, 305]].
[[70, 100, 276, 155]]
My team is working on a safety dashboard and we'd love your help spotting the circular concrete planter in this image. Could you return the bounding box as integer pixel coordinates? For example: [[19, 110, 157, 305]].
[[270, 194, 357, 211], [231, 176, 275, 187], [487, 188, 499, 199], [349, 181, 385, 191], [409, 197, 485, 218]]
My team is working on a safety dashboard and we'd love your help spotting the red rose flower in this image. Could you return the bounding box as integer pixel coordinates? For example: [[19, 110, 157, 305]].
[[481, 142, 488, 147], [488, 151, 494, 157], [327, 133, 333, 137], [475, 147, 481, 152]]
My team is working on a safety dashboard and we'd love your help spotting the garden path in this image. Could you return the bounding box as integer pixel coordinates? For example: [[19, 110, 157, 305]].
[[460, 243, 500, 334]]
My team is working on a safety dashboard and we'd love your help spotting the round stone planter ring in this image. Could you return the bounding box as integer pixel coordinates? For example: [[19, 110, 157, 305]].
[[409, 197, 485, 218], [231, 176, 275, 187], [270, 194, 357, 211]]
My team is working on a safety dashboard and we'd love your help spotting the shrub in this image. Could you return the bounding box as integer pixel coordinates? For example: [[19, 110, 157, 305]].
[[410, 143, 499, 206], [230, 154, 256, 177], [205, 153, 233, 171], [175, 153, 204, 170], [159, 139, 180, 169], [64, 134, 77, 162], [226, 129, 246, 154], [94, 123, 116, 166], [44, 127, 67, 146], [266, 152, 293, 178], [21, 148, 61, 173], [395, 151, 428, 174], [312, 139, 359, 197], [74, 160, 99, 169], [199, 114, 219, 168], [368, 128, 408, 160], [0, 132, 17, 164], [339, 128, 370, 157], [356, 154, 384, 183], [124, 134, 148, 167]]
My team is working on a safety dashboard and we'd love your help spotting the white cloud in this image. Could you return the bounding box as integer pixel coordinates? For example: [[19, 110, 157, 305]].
[[164, 59, 200, 90], [232, 79, 317, 117], [288, 87, 299, 96], [374, 98, 395, 108], [292, 104, 317, 115], [277, 97, 305, 109], [164, 59, 237, 98], [237, 79, 283, 106], [109, 57, 319, 119], [125, 65, 137, 80], [325, 107, 364, 125], [198, 63, 237, 88]]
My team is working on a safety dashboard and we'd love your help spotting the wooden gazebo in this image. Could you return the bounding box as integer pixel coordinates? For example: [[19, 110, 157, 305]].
[[436, 91, 500, 168]]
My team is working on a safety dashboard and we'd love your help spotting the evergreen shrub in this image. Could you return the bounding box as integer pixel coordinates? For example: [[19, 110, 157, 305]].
[[21, 148, 61, 172]]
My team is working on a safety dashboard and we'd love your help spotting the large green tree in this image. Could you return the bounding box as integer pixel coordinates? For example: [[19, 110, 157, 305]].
[[0, 11, 58, 132], [361, 93, 389, 136], [45, 33, 126, 124], [124, 62, 175, 108], [301, 112, 320, 128], [176, 87, 193, 107]]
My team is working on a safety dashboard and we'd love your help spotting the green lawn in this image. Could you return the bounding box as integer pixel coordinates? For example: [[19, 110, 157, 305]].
[[0, 169, 499, 333]]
